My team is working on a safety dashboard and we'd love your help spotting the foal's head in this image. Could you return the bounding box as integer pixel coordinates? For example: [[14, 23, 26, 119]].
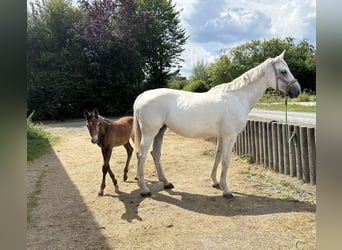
[[84, 108, 104, 144]]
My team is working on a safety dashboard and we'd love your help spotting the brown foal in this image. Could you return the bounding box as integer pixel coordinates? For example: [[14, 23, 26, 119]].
[[84, 108, 134, 196]]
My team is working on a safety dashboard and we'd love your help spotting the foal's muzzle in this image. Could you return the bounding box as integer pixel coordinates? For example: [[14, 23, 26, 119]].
[[91, 136, 98, 144]]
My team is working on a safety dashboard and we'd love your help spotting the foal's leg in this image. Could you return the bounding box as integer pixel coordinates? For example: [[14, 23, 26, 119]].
[[150, 126, 173, 189], [211, 137, 222, 189], [136, 135, 154, 197], [219, 136, 236, 198], [99, 147, 116, 196], [123, 142, 133, 181]]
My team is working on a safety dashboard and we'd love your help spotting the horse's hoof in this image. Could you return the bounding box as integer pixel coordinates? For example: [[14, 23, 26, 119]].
[[123, 175, 128, 182], [164, 183, 174, 189], [113, 180, 118, 186], [212, 183, 220, 189], [98, 191, 104, 196], [141, 191, 152, 197], [223, 193, 234, 199]]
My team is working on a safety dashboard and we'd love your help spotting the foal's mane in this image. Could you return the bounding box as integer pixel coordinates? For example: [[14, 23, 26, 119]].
[[208, 58, 272, 93], [98, 115, 112, 125]]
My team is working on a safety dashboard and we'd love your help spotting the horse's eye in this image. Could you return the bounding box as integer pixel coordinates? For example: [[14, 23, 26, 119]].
[[280, 69, 287, 75]]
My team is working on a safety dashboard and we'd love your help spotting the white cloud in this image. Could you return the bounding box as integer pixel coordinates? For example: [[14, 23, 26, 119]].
[[172, 0, 316, 76], [179, 43, 216, 78], [196, 8, 271, 43]]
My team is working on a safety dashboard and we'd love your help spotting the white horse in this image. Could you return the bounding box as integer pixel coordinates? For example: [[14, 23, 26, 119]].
[[133, 51, 300, 198]]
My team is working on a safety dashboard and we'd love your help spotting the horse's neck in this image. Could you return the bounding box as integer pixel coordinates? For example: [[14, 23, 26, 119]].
[[99, 118, 111, 138], [233, 77, 268, 112], [210, 59, 271, 93]]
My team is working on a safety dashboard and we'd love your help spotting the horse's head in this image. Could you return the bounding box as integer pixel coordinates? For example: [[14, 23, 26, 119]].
[[84, 108, 101, 144], [271, 51, 301, 98]]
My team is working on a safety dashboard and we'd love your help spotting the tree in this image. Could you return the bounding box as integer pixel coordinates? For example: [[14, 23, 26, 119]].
[[136, 0, 188, 88], [206, 37, 316, 92], [27, 0, 83, 120], [207, 53, 235, 88], [70, 0, 145, 115], [189, 60, 208, 82]]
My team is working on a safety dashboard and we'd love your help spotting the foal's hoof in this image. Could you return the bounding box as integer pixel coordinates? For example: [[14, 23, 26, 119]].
[[140, 191, 152, 197], [223, 193, 234, 199], [113, 180, 118, 186], [212, 183, 220, 189], [164, 183, 174, 189]]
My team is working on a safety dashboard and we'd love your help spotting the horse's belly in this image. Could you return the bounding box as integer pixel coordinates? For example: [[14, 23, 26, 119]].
[[166, 119, 220, 138]]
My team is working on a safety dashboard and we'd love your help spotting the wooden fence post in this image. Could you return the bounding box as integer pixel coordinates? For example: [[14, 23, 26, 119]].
[[282, 124, 290, 175], [258, 121, 264, 164], [288, 124, 296, 177], [277, 123, 284, 173], [267, 122, 273, 168], [262, 122, 268, 167], [294, 125, 302, 180], [250, 120, 256, 163], [300, 126, 310, 183], [272, 122, 278, 172], [254, 121, 260, 163], [307, 127, 316, 184]]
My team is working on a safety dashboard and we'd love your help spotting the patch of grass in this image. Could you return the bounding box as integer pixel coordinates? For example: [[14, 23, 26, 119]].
[[27, 112, 60, 161], [203, 149, 216, 158], [239, 154, 255, 164], [27, 170, 46, 223], [255, 103, 316, 112]]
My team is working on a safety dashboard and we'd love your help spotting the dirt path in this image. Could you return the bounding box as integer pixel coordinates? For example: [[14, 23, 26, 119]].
[[27, 120, 316, 249]]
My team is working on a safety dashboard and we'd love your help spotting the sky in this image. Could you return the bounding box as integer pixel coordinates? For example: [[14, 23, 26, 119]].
[[172, 0, 316, 78]]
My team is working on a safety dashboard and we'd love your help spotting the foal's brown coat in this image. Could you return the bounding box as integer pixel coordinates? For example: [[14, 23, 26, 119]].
[[84, 109, 133, 196]]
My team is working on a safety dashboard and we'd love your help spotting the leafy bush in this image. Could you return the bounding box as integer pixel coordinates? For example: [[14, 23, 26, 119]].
[[183, 80, 209, 92], [167, 79, 188, 90], [27, 112, 59, 161]]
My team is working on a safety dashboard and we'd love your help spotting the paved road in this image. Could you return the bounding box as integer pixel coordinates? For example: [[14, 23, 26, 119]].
[[249, 108, 316, 127]]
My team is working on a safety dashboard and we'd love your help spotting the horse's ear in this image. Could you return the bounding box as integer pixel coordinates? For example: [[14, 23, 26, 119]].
[[279, 50, 286, 59], [93, 108, 99, 118], [84, 109, 91, 119]]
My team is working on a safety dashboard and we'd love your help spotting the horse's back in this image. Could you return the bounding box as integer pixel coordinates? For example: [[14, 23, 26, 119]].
[[134, 88, 228, 138]]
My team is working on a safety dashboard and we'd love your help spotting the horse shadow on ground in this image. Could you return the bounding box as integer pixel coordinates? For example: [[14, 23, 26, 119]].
[[106, 180, 316, 222]]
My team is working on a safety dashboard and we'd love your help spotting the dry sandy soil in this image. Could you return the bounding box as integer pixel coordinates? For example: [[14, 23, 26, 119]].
[[27, 120, 316, 249]]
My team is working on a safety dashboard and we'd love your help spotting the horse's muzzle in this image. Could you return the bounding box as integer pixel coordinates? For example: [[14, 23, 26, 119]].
[[91, 138, 98, 144], [287, 82, 301, 98]]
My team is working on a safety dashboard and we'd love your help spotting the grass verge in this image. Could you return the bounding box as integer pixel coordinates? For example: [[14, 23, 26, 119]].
[[255, 103, 316, 112], [27, 170, 46, 223], [27, 113, 60, 161]]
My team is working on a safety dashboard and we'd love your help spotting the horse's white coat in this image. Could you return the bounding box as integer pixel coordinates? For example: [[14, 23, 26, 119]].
[[133, 51, 301, 197]]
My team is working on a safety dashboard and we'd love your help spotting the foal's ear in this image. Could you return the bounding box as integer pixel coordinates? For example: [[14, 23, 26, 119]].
[[84, 109, 91, 119], [93, 108, 99, 118]]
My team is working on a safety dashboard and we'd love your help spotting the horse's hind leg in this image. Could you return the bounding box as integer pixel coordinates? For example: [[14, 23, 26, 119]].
[[123, 142, 133, 181], [136, 135, 154, 197], [150, 126, 173, 189], [211, 138, 222, 189]]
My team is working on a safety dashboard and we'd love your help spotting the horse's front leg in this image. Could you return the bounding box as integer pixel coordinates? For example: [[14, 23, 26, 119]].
[[123, 142, 133, 181], [211, 137, 222, 189], [219, 136, 236, 198], [99, 147, 116, 196]]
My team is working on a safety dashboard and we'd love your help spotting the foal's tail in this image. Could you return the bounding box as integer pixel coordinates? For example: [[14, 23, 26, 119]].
[[132, 109, 141, 156]]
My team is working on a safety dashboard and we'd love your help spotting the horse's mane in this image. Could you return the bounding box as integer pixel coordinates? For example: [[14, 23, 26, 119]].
[[208, 58, 272, 93], [98, 115, 113, 125]]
